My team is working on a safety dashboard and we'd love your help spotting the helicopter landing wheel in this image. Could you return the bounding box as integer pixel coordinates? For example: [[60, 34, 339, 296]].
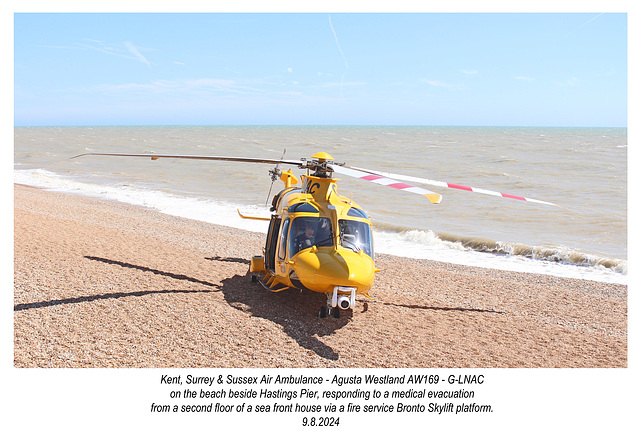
[[318, 306, 328, 318]]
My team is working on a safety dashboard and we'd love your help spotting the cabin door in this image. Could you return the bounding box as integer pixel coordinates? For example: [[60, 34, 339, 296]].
[[264, 215, 281, 272]]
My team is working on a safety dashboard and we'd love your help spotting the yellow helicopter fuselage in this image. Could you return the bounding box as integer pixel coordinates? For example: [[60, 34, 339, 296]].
[[250, 169, 377, 311]]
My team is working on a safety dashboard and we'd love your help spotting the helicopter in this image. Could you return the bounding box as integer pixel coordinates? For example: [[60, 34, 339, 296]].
[[72, 151, 559, 318]]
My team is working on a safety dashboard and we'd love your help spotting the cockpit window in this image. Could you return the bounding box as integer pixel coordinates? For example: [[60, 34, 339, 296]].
[[339, 219, 373, 258], [289, 216, 334, 256], [347, 207, 368, 219]]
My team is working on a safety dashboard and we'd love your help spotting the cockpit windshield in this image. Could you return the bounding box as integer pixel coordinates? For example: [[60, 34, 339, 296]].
[[289, 216, 334, 256], [339, 219, 373, 258]]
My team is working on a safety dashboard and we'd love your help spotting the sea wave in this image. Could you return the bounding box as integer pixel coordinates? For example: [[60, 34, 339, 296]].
[[439, 232, 626, 274], [370, 218, 626, 274], [371, 221, 626, 283]]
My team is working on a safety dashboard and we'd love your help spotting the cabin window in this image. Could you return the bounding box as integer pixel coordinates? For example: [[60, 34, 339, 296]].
[[347, 207, 368, 219], [278, 218, 290, 260], [339, 219, 373, 258], [289, 216, 333, 256], [288, 202, 319, 213]]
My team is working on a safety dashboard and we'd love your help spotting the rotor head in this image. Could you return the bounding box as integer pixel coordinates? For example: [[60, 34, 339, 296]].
[[311, 152, 334, 162]]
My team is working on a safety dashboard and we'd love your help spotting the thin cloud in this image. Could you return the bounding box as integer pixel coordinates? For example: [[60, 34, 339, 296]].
[[60, 39, 153, 68], [569, 13, 604, 34], [34, 43, 87, 50], [460, 69, 478, 75], [95, 78, 270, 97], [328, 14, 349, 70], [89, 77, 351, 108], [124, 41, 151, 68], [422, 80, 454, 88], [171, 78, 268, 95], [328, 14, 349, 97], [566, 77, 580, 87], [553, 77, 581, 87], [516, 76, 535, 82], [313, 81, 366, 88], [563, 13, 605, 38]]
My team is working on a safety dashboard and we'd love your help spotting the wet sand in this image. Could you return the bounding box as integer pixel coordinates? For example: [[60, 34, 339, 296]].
[[14, 184, 627, 368]]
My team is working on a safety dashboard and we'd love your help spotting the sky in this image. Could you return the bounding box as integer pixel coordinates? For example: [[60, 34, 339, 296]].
[[13, 12, 628, 127]]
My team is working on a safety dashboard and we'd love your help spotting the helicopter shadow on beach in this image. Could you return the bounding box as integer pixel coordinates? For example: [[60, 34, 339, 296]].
[[80, 254, 345, 360], [20, 254, 344, 361], [14, 256, 221, 312], [216, 271, 349, 361]]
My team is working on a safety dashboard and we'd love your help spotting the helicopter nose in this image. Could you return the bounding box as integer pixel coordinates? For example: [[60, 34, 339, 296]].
[[313, 250, 375, 290]]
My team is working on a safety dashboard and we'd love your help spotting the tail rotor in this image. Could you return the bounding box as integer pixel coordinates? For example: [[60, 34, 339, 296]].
[[265, 149, 286, 206]]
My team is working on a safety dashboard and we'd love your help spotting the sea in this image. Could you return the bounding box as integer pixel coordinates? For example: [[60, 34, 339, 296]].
[[14, 126, 627, 284]]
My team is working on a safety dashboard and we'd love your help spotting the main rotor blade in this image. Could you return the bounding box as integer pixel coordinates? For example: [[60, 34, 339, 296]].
[[331, 165, 442, 204], [340, 164, 559, 207], [71, 152, 304, 167]]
